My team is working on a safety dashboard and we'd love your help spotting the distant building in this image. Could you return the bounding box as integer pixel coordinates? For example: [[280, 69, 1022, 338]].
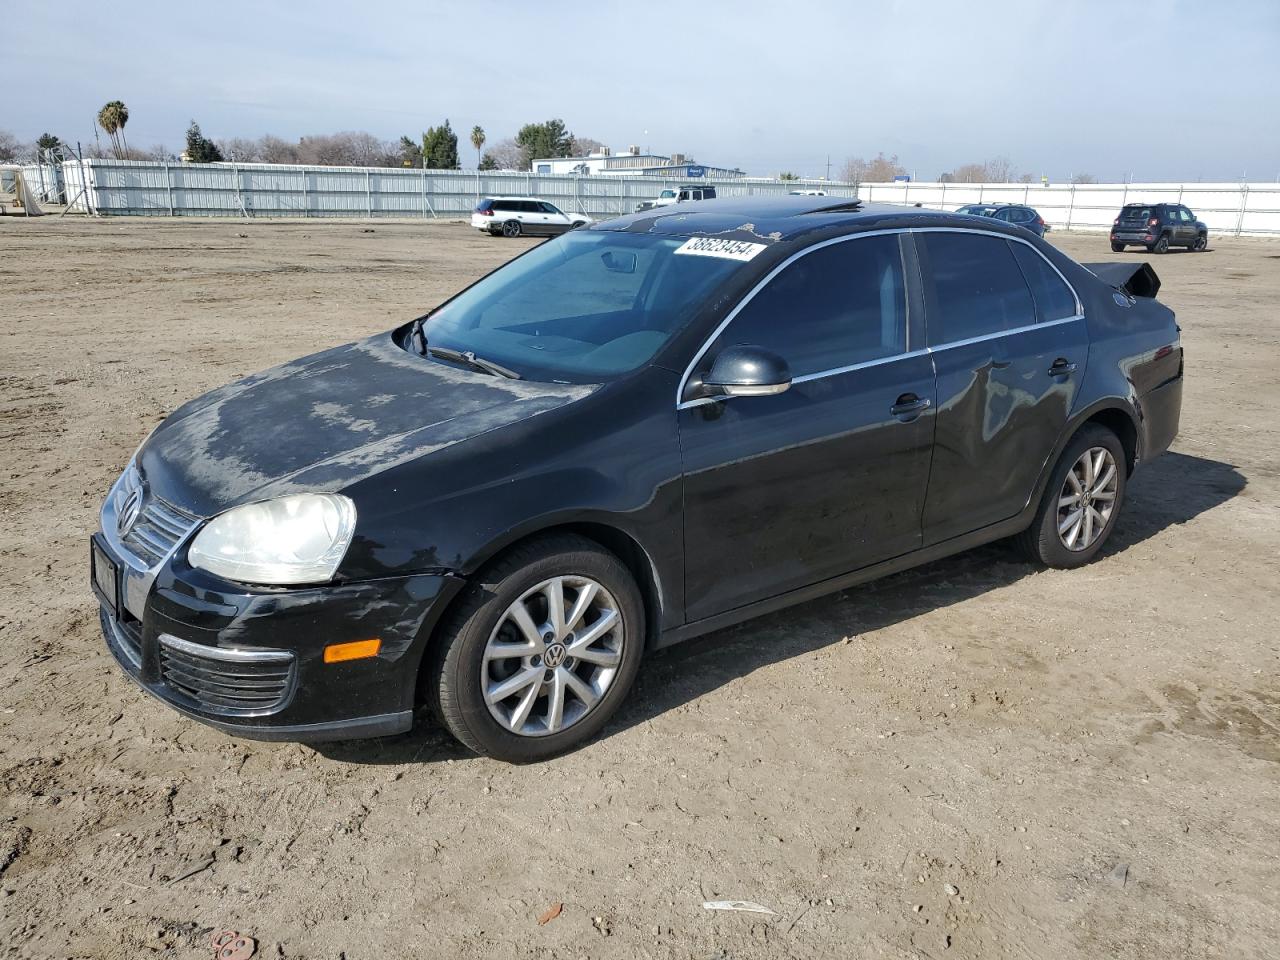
[[532, 145, 743, 178]]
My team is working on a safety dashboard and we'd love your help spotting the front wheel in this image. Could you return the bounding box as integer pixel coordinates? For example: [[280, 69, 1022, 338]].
[[501, 219, 522, 238], [427, 534, 644, 762], [1015, 425, 1127, 569], [1192, 233, 1207, 252]]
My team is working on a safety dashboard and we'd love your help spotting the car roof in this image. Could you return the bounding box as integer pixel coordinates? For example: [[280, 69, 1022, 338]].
[[593, 196, 1037, 244], [481, 196, 557, 202]]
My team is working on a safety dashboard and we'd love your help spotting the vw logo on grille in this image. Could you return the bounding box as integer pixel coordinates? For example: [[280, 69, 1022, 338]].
[[116, 487, 144, 538]]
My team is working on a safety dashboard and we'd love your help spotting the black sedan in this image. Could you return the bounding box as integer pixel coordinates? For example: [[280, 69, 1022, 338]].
[[92, 197, 1183, 761]]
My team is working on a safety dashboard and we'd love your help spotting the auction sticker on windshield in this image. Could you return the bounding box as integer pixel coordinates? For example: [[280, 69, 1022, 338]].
[[674, 237, 768, 261]]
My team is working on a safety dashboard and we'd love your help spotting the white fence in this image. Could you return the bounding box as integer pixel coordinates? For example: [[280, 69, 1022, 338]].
[[61, 159, 851, 221], [860, 180, 1280, 237], [55, 159, 1280, 236]]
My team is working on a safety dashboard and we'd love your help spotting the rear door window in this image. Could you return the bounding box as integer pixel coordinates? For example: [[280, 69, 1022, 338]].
[[921, 232, 1036, 345], [712, 234, 907, 379], [1010, 243, 1078, 322], [492, 200, 514, 212]]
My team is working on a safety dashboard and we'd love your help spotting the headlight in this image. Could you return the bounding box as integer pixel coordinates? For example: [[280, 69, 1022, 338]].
[[187, 494, 356, 585]]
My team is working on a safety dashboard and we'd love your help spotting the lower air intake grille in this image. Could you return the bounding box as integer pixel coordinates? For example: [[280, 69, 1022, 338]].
[[158, 634, 295, 716]]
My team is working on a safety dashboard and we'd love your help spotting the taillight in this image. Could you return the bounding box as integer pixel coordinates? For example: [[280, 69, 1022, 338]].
[[477, 208, 494, 216], [1037, 216, 1045, 226], [1113, 218, 1120, 225], [1148, 217, 1159, 226]]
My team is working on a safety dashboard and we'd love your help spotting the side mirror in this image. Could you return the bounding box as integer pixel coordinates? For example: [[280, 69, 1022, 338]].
[[703, 345, 791, 398]]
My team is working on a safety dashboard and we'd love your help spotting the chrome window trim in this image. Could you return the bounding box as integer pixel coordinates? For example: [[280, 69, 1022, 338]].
[[675, 225, 1085, 411]]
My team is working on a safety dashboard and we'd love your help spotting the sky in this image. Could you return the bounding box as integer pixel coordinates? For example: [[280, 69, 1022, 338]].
[[9, 0, 1280, 182]]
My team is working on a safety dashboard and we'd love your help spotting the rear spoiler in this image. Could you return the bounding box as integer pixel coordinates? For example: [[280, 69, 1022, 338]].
[[1084, 261, 1161, 299]]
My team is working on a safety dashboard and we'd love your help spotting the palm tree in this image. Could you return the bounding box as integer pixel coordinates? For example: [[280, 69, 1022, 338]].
[[470, 126, 485, 169], [97, 101, 130, 158]]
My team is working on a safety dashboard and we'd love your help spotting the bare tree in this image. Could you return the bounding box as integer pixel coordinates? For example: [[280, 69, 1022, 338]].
[[218, 137, 264, 162], [259, 135, 301, 165], [481, 137, 522, 171], [570, 136, 606, 156], [1070, 173, 1097, 184], [0, 129, 28, 162], [983, 155, 1015, 182], [839, 152, 906, 183], [1018, 173, 1035, 184]]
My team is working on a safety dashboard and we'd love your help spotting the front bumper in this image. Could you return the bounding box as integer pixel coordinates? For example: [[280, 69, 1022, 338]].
[[93, 532, 464, 741]]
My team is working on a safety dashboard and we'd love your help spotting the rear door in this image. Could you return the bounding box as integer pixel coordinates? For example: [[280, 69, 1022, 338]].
[[915, 230, 1087, 544], [678, 232, 936, 621]]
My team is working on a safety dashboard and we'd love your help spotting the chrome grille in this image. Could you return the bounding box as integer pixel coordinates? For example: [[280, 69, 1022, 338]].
[[122, 497, 198, 568], [158, 634, 295, 716]]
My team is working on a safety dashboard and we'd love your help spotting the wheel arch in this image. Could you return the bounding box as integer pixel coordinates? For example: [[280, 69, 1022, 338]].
[[449, 520, 667, 651], [1022, 398, 1140, 524]]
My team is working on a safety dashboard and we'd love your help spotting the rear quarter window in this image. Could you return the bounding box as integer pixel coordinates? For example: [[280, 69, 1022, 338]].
[[1010, 243, 1078, 322], [475, 199, 494, 212]]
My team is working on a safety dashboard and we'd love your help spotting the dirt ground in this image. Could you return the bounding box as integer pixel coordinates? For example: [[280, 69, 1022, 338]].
[[1, 215, 1278, 960]]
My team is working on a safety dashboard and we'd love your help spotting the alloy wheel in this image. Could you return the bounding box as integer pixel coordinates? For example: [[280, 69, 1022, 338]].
[[1057, 446, 1119, 551], [481, 576, 623, 737], [502, 220, 521, 237]]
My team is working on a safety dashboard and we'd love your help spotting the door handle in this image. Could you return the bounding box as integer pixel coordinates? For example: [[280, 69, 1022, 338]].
[[1048, 358, 1078, 377], [891, 394, 932, 420]]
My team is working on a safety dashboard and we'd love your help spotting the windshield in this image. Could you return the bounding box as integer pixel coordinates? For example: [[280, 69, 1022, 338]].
[[421, 231, 747, 383], [660, 190, 677, 199]]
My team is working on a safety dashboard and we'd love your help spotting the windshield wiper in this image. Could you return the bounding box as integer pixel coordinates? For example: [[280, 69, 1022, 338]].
[[426, 345, 522, 380]]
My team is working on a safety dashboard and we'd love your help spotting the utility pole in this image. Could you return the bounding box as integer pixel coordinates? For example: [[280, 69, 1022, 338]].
[[826, 155, 831, 181]]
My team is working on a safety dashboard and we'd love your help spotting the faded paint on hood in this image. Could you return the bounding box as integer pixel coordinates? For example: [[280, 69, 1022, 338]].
[[138, 333, 594, 518]]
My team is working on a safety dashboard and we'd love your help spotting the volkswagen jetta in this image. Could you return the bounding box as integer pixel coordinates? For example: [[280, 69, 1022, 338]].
[[92, 197, 1183, 762]]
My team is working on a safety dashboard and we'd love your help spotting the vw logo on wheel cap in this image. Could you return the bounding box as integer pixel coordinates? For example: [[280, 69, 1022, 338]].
[[543, 643, 567, 668], [116, 487, 144, 537]]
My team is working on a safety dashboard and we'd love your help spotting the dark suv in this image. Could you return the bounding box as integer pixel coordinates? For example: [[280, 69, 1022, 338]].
[[1111, 203, 1207, 254], [956, 203, 1049, 237]]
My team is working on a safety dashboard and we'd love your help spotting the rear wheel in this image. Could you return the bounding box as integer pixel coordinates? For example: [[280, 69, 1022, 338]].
[[1192, 233, 1207, 252], [1015, 425, 1127, 569], [501, 219, 522, 238], [1151, 234, 1170, 254], [1111, 242, 1125, 252], [428, 534, 644, 762]]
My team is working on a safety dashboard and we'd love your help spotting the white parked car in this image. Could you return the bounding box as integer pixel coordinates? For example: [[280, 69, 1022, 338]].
[[471, 197, 591, 237]]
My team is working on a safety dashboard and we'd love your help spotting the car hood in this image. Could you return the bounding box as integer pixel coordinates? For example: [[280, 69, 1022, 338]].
[[138, 332, 595, 518]]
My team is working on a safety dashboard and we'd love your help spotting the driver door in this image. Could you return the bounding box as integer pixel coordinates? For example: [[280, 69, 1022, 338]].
[[677, 233, 936, 622]]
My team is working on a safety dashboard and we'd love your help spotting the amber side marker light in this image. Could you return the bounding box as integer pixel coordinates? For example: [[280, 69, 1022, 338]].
[[324, 638, 382, 663]]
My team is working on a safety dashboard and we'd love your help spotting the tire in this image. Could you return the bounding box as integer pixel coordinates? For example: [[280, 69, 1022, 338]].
[[1111, 242, 1125, 252], [1015, 424, 1128, 569], [1151, 234, 1170, 254], [570, 220, 586, 230], [427, 533, 644, 762], [1192, 233, 1207, 252], [501, 219, 522, 238]]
